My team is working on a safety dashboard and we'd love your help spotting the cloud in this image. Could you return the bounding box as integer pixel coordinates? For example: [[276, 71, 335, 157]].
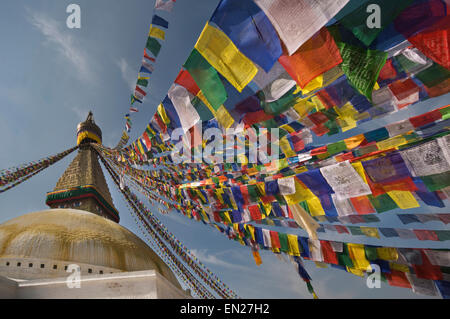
[[70, 106, 90, 122], [191, 249, 250, 272], [116, 58, 136, 91], [27, 10, 94, 82]]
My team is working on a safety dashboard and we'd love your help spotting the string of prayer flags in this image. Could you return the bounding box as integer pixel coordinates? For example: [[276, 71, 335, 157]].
[[107, 0, 450, 299]]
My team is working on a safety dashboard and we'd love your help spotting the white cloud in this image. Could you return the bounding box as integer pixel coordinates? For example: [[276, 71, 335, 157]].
[[191, 249, 250, 272], [27, 10, 94, 82], [70, 106, 90, 122], [116, 58, 136, 91]]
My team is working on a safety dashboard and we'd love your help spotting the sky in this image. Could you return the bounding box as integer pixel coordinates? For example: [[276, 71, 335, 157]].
[[0, 0, 449, 299]]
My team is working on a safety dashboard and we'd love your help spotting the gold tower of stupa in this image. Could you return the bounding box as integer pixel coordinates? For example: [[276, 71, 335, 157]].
[[45, 112, 120, 222]]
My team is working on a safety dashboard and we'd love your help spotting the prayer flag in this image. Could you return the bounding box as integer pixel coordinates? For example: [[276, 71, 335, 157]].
[[210, 0, 282, 72], [254, 0, 349, 55], [195, 22, 258, 92], [279, 27, 342, 88], [184, 49, 227, 111]]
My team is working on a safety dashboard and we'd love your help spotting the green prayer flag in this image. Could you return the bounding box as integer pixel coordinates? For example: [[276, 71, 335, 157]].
[[325, 120, 340, 136], [191, 96, 213, 121], [278, 233, 290, 253], [183, 49, 227, 111], [336, 42, 387, 100], [368, 194, 398, 213], [364, 245, 378, 261], [247, 184, 259, 202], [327, 140, 347, 155], [440, 105, 450, 120], [435, 230, 450, 241], [415, 63, 450, 88], [421, 171, 450, 192], [146, 37, 162, 57], [348, 226, 364, 236], [337, 252, 354, 268], [137, 79, 148, 87], [258, 87, 298, 116]]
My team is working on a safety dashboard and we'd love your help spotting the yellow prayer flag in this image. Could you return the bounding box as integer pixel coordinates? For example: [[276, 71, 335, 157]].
[[387, 191, 420, 209], [376, 135, 407, 150], [352, 162, 369, 184], [157, 103, 170, 124], [344, 134, 365, 149], [287, 234, 300, 256], [360, 226, 380, 239], [306, 196, 326, 217], [195, 22, 258, 92], [149, 25, 165, 40], [346, 267, 365, 277], [252, 250, 262, 266], [279, 137, 297, 157], [377, 247, 398, 261], [293, 99, 315, 117], [283, 179, 315, 205], [389, 262, 410, 273], [300, 74, 323, 94], [197, 91, 234, 128], [347, 243, 370, 271]]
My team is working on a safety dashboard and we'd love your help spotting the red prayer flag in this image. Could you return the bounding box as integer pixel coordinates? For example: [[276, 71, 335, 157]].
[[278, 28, 342, 88], [408, 18, 450, 70], [386, 270, 412, 288], [320, 240, 339, 265], [248, 205, 262, 221], [350, 196, 375, 215], [269, 230, 281, 249], [409, 108, 442, 127], [414, 229, 439, 241], [412, 251, 443, 280], [388, 78, 420, 102], [378, 58, 398, 81], [243, 110, 274, 126], [174, 69, 200, 95]]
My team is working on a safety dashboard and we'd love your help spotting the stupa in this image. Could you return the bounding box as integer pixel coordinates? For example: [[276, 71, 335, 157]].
[[0, 113, 189, 299]]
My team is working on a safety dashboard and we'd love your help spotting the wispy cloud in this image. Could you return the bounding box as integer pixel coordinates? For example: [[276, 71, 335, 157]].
[[70, 106, 90, 122], [191, 249, 250, 272], [116, 58, 136, 91], [27, 9, 94, 82]]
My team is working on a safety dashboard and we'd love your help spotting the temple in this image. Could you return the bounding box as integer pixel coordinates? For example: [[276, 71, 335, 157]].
[[0, 113, 189, 299]]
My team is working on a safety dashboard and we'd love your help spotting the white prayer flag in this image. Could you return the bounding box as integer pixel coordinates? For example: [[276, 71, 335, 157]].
[[424, 250, 450, 267], [155, 0, 175, 12], [386, 119, 415, 137], [254, 0, 349, 55], [278, 176, 296, 195], [262, 71, 296, 102], [331, 194, 355, 216], [401, 139, 450, 177], [262, 228, 272, 248], [308, 239, 323, 262], [320, 161, 372, 200], [406, 273, 439, 296], [168, 84, 200, 133]]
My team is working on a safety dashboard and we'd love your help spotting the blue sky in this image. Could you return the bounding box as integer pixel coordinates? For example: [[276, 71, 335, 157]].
[[0, 0, 449, 299]]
